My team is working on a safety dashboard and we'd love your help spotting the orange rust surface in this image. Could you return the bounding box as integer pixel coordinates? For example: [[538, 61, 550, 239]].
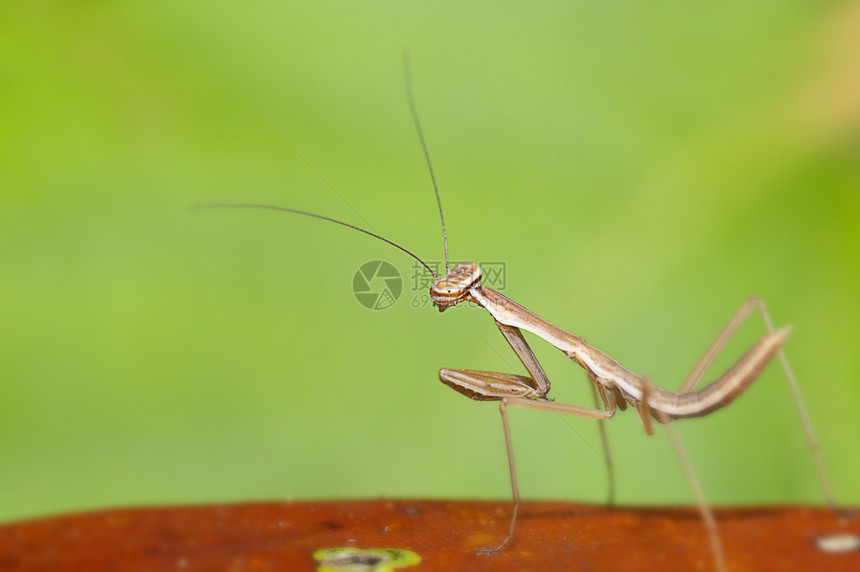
[[1, 500, 859, 571]]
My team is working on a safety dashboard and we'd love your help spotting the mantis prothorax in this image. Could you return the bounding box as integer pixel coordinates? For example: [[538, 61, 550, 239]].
[[199, 72, 839, 572]]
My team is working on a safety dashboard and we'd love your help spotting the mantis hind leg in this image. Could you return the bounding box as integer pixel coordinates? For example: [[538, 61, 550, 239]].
[[641, 381, 726, 571], [679, 297, 836, 511]]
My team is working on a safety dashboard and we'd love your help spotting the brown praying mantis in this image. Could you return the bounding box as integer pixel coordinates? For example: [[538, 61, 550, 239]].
[[200, 73, 840, 572]]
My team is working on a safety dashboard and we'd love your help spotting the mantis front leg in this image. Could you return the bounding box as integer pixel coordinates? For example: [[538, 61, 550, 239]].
[[439, 321, 616, 554], [438, 321, 551, 401]]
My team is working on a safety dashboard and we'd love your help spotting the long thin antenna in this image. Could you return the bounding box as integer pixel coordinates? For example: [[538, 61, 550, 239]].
[[403, 52, 449, 273], [193, 203, 438, 279]]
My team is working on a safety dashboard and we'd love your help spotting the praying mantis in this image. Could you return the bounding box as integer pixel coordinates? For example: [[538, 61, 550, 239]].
[[200, 70, 840, 572]]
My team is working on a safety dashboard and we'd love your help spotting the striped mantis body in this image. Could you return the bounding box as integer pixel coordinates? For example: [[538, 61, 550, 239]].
[[201, 76, 839, 572]]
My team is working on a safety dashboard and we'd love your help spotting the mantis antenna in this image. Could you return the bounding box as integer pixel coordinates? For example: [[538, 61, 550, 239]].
[[193, 203, 438, 279], [404, 52, 449, 273]]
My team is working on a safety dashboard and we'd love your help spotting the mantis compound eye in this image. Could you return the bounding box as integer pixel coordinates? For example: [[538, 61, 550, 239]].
[[430, 263, 482, 311]]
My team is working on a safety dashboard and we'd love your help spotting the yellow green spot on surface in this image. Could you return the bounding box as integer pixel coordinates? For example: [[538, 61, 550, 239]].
[[313, 547, 421, 571]]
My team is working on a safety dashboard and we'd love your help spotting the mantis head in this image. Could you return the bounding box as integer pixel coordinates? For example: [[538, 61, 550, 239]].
[[430, 263, 482, 312]]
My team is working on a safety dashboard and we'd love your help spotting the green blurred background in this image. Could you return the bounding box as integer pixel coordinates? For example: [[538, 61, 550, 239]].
[[2, 1, 858, 524]]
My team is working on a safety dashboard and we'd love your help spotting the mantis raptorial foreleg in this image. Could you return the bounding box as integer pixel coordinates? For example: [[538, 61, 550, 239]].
[[439, 321, 618, 555], [497, 323, 551, 396], [439, 321, 551, 400]]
